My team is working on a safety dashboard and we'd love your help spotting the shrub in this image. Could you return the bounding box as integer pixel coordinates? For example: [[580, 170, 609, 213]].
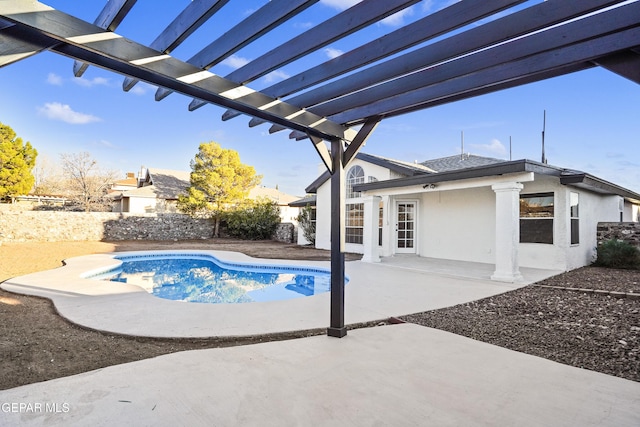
[[594, 239, 640, 269], [225, 200, 281, 240], [296, 204, 316, 245]]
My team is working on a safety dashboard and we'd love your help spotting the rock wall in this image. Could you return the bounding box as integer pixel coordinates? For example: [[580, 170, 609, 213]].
[[273, 223, 295, 243], [597, 222, 640, 248], [0, 209, 295, 243]]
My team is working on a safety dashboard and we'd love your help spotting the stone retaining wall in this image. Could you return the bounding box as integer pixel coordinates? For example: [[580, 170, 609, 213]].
[[0, 210, 294, 243], [597, 222, 640, 247], [273, 223, 295, 244]]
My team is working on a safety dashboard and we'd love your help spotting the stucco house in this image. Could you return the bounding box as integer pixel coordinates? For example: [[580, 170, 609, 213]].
[[112, 168, 190, 214], [109, 172, 139, 192], [298, 152, 640, 282], [248, 186, 302, 224], [112, 168, 301, 222]]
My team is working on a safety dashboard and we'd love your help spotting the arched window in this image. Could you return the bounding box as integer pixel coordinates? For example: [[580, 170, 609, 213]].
[[346, 165, 365, 199]]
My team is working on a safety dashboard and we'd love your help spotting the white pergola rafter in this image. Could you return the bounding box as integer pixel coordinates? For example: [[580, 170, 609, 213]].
[[1, 0, 638, 338], [0, 1, 353, 143], [122, 0, 232, 91]]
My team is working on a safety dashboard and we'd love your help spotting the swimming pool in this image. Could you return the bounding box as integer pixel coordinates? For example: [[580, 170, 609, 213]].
[[96, 253, 340, 304]]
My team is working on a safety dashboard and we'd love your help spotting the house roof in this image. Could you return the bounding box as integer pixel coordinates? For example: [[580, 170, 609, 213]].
[[126, 168, 190, 200], [248, 186, 299, 205], [289, 195, 317, 208], [119, 185, 159, 199], [112, 177, 138, 187], [420, 154, 506, 172], [354, 158, 640, 204], [304, 152, 432, 193], [358, 153, 437, 175]]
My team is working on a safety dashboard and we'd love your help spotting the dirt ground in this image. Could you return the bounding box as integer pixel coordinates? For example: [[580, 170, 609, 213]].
[[1, 240, 638, 390]]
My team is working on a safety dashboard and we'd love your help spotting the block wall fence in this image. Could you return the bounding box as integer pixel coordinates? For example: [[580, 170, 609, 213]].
[[597, 222, 640, 248], [0, 210, 294, 243]]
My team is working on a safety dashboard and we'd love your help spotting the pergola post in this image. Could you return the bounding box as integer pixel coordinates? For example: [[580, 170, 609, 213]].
[[328, 138, 347, 338]]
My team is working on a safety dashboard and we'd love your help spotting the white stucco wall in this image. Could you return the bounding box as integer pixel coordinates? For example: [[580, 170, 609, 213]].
[[314, 159, 400, 253], [312, 159, 636, 272], [418, 187, 496, 263], [518, 177, 624, 271], [623, 200, 639, 222], [128, 196, 158, 214], [279, 205, 300, 225], [315, 180, 332, 251], [565, 191, 621, 270]]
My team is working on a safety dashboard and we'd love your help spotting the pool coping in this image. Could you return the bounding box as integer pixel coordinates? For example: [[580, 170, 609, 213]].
[[1, 250, 557, 338]]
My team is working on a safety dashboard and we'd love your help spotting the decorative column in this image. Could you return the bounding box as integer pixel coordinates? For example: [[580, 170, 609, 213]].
[[361, 195, 382, 263], [491, 182, 524, 282]]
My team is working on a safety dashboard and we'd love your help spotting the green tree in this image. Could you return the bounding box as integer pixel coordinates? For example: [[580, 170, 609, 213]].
[[0, 122, 37, 200], [178, 142, 261, 237]]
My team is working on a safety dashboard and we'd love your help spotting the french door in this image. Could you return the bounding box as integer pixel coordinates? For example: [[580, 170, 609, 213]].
[[396, 201, 417, 254]]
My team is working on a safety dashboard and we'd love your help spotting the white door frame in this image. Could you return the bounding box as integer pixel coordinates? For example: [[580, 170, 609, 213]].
[[395, 200, 418, 254]]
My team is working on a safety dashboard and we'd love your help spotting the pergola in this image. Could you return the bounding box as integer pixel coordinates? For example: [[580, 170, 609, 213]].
[[1, 0, 638, 337]]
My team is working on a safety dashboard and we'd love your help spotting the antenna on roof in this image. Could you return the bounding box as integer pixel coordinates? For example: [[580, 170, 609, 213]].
[[541, 110, 547, 164], [460, 131, 464, 160], [509, 136, 512, 161]]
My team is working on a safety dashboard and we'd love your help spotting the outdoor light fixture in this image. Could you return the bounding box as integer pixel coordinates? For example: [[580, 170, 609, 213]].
[[423, 183, 437, 189]]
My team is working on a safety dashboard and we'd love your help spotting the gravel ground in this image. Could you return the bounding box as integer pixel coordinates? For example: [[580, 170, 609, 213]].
[[401, 266, 640, 382]]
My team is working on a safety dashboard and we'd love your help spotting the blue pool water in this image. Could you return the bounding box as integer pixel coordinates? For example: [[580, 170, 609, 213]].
[[100, 254, 338, 304]]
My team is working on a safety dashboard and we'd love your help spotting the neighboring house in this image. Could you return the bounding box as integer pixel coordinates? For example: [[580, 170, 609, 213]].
[[109, 172, 139, 192], [248, 186, 301, 224], [112, 168, 190, 213], [296, 152, 640, 282], [112, 168, 301, 221]]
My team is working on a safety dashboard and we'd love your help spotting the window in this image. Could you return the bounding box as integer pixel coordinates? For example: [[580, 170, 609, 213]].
[[346, 166, 365, 199], [570, 192, 579, 245], [345, 203, 364, 244], [520, 193, 554, 244]]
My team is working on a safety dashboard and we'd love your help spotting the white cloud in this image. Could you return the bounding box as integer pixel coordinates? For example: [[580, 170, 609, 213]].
[[319, 0, 362, 11], [73, 76, 111, 88], [38, 102, 102, 124], [324, 47, 344, 59], [263, 70, 290, 83], [381, 7, 414, 26], [294, 21, 314, 30], [96, 139, 117, 149], [46, 73, 63, 86], [129, 82, 154, 96], [221, 54, 250, 69], [422, 0, 436, 13], [470, 138, 507, 157], [320, 0, 412, 25], [423, 0, 459, 13]]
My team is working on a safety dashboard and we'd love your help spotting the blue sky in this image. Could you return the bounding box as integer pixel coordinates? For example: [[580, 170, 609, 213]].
[[1, 0, 638, 196]]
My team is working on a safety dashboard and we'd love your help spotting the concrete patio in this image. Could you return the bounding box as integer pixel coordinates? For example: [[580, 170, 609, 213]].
[[2, 251, 638, 426], [1, 323, 638, 426], [1, 251, 558, 338]]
